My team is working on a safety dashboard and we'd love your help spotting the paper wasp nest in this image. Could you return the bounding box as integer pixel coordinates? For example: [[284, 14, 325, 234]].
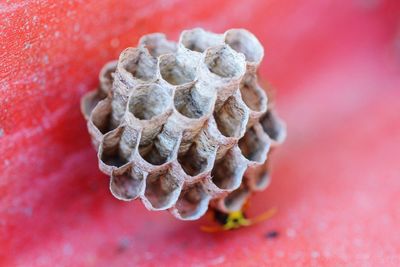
[[81, 28, 286, 220]]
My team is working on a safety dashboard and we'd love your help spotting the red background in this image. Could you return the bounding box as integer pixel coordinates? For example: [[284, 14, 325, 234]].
[[1, 0, 400, 266]]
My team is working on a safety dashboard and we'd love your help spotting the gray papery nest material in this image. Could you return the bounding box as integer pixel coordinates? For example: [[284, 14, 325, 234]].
[[81, 28, 286, 220]]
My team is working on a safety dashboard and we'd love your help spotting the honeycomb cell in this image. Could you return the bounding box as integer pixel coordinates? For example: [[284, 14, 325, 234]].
[[110, 165, 145, 200], [244, 159, 271, 191], [91, 99, 113, 135], [128, 83, 171, 120], [173, 183, 211, 220], [180, 28, 223, 53], [81, 91, 105, 121], [223, 184, 250, 212], [139, 33, 177, 58], [204, 45, 246, 79], [98, 60, 117, 95], [159, 53, 197, 86], [99, 127, 131, 171], [260, 109, 287, 145], [214, 95, 249, 138], [178, 138, 216, 177], [144, 167, 183, 210], [118, 47, 157, 83], [225, 29, 264, 64], [238, 124, 270, 163], [252, 168, 270, 190], [139, 127, 180, 166], [211, 147, 247, 190], [240, 75, 267, 112], [173, 83, 215, 119]]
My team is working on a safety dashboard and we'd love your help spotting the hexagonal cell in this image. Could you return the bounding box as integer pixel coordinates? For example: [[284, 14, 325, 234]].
[[173, 183, 210, 220], [139, 126, 180, 166], [224, 29, 264, 64], [223, 184, 250, 212], [144, 167, 183, 210], [244, 160, 271, 191], [180, 28, 223, 53], [204, 45, 246, 79], [139, 33, 177, 58], [81, 90, 105, 120], [98, 60, 117, 95], [239, 75, 267, 112], [211, 147, 247, 190], [260, 110, 286, 144], [159, 53, 197, 86], [214, 96, 249, 138], [178, 137, 216, 176], [118, 47, 157, 82], [128, 83, 172, 120], [99, 127, 131, 169], [90, 97, 115, 134], [110, 165, 145, 201], [238, 124, 270, 163], [174, 83, 215, 119], [252, 168, 270, 191]]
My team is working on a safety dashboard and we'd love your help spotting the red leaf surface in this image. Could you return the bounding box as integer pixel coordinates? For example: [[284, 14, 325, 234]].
[[1, 0, 399, 266]]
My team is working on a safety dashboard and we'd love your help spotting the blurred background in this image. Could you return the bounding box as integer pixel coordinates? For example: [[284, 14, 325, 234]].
[[0, 0, 399, 266]]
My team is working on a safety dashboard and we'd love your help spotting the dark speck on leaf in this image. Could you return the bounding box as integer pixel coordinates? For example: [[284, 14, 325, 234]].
[[265, 230, 279, 239], [116, 237, 131, 253]]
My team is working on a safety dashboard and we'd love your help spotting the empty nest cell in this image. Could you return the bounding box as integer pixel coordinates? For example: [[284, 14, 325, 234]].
[[238, 124, 270, 163], [110, 165, 145, 200], [180, 28, 223, 53], [144, 167, 183, 210], [204, 45, 246, 79], [98, 60, 117, 95], [224, 29, 264, 64], [223, 184, 250, 212], [177, 136, 217, 177], [139, 33, 177, 58], [239, 75, 267, 112], [159, 53, 197, 86], [81, 91, 105, 121], [260, 110, 286, 144], [214, 96, 249, 138], [243, 159, 271, 191], [252, 168, 270, 191], [128, 83, 171, 120], [139, 127, 180, 166], [89, 98, 114, 134], [173, 83, 215, 119], [118, 47, 157, 82], [178, 144, 209, 176], [174, 183, 210, 220], [99, 127, 132, 169], [211, 147, 247, 190]]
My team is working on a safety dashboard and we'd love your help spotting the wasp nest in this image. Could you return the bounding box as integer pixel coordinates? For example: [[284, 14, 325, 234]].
[[81, 28, 286, 220]]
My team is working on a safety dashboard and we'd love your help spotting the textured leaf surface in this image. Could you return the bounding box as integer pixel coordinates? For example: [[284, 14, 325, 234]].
[[0, 0, 399, 266]]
